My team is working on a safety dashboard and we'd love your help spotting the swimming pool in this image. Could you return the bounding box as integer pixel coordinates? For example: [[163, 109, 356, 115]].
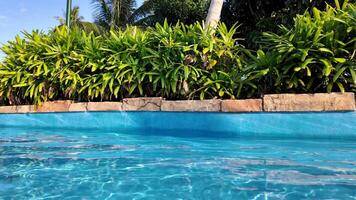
[[1, 112, 356, 199]]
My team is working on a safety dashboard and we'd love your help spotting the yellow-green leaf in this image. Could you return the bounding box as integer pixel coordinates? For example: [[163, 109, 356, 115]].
[[203, 48, 210, 54], [219, 90, 224, 97]]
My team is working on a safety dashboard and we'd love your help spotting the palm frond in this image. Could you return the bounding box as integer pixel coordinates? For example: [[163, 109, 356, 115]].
[[129, 0, 155, 23], [92, 0, 136, 29]]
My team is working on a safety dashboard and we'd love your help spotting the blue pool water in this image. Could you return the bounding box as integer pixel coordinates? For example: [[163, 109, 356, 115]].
[[0, 112, 356, 199]]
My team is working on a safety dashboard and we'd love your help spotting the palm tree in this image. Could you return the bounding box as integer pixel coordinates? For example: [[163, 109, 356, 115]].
[[92, 0, 136, 29], [56, 6, 105, 34], [205, 0, 224, 29], [56, 6, 84, 26], [129, 0, 155, 25]]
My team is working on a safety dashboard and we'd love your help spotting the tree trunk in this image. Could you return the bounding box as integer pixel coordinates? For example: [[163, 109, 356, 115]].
[[66, 0, 72, 28], [111, 0, 121, 29], [204, 0, 224, 29]]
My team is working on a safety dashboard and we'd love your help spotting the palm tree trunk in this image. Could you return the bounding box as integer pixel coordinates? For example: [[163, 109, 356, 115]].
[[66, 0, 72, 28], [111, 0, 121, 29], [204, 0, 224, 29]]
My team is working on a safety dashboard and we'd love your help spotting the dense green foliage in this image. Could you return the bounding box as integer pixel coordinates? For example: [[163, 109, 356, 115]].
[[0, 1, 355, 105], [0, 23, 258, 105], [131, 0, 209, 26], [130, 0, 352, 46], [221, 0, 337, 42], [254, 1, 356, 94]]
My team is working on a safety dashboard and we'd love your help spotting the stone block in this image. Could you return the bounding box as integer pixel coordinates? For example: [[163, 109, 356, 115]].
[[221, 99, 262, 112], [35, 100, 72, 113], [69, 103, 88, 112], [87, 102, 123, 111], [263, 93, 355, 112], [161, 100, 221, 112], [16, 105, 35, 113], [122, 97, 162, 111], [0, 106, 17, 113]]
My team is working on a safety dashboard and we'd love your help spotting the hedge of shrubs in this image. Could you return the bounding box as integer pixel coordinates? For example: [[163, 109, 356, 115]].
[[0, 1, 355, 105]]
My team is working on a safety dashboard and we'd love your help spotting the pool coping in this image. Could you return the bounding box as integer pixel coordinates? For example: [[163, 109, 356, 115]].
[[0, 92, 355, 114]]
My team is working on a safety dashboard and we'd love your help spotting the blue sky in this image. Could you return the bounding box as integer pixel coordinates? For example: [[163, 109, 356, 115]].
[[0, 0, 144, 52]]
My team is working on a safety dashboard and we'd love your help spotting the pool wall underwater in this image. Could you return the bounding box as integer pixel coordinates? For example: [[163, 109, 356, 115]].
[[0, 111, 355, 139]]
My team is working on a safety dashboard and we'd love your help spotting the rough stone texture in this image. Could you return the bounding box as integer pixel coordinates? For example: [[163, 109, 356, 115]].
[[221, 99, 262, 112], [161, 100, 221, 112], [17, 105, 35, 113], [35, 100, 72, 113], [87, 102, 123, 111], [69, 103, 88, 112], [123, 97, 162, 111], [0, 93, 354, 113], [0, 106, 17, 113], [263, 93, 356, 112]]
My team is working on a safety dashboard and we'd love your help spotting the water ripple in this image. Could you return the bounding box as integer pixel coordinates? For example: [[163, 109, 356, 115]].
[[0, 129, 356, 199]]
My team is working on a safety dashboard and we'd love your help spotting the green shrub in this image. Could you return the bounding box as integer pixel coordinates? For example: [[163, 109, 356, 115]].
[[0, 22, 261, 105], [255, 0, 356, 94]]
